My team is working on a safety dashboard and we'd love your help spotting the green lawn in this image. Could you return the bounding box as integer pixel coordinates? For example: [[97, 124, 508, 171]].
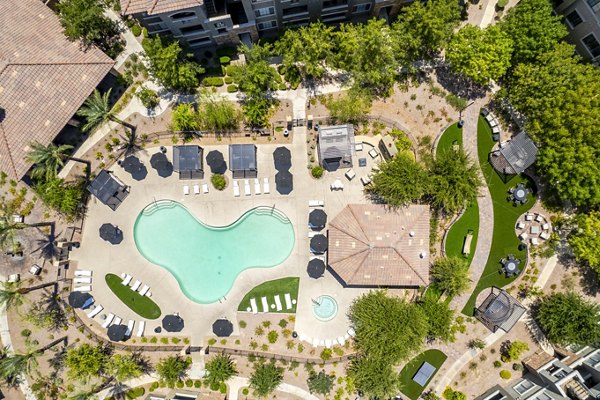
[[399, 349, 448, 400], [105, 274, 162, 319], [237, 277, 300, 313], [436, 122, 463, 154], [461, 117, 535, 315]]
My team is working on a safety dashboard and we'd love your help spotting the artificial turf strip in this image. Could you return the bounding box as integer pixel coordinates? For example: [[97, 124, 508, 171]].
[[436, 122, 463, 154], [105, 273, 162, 319], [399, 349, 448, 400], [237, 277, 300, 313], [460, 117, 535, 316]]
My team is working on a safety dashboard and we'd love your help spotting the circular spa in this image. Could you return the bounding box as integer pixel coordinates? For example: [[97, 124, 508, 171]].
[[134, 201, 295, 304], [312, 295, 338, 321]]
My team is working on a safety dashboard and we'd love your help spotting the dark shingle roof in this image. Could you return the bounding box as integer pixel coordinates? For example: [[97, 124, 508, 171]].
[[229, 144, 257, 172], [173, 145, 202, 172]]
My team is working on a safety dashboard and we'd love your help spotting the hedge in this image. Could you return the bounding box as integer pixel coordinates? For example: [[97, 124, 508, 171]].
[[278, 83, 287, 91], [227, 84, 238, 93], [203, 77, 225, 87], [224, 76, 234, 84], [131, 24, 142, 37], [219, 56, 231, 65]]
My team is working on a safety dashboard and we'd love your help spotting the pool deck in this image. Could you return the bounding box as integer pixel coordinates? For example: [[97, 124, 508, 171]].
[[70, 127, 381, 345]]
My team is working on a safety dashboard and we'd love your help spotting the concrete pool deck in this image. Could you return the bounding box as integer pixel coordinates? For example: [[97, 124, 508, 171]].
[[70, 127, 381, 345]]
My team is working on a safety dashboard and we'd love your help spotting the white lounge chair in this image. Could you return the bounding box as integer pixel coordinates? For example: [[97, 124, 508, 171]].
[[319, 339, 326, 347], [325, 339, 333, 348], [87, 305, 103, 318], [308, 200, 324, 207], [183, 185, 190, 195], [542, 223, 550, 230], [312, 338, 320, 347], [102, 313, 114, 328], [535, 214, 544, 222], [355, 142, 363, 151], [284, 293, 292, 310], [274, 295, 282, 311], [233, 180, 240, 197], [136, 321, 145, 337], [125, 320, 135, 337], [244, 179, 251, 196], [263, 177, 270, 194], [250, 298, 258, 314], [261, 296, 269, 312], [540, 231, 550, 240], [139, 285, 150, 296], [131, 280, 141, 291], [348, 327, 356, 337], [145, 291, 152, 297], [308, 231, 317, 238], [368, 148, 379, 158], [525, 213, 534, 221], [531, 237, 539, 246], [113, 317, 122, 326], [121, 274, 132, 285], [360, 176, 371, 186], [202, 183, 209, 194], [74, 277, 91, 284], [337, 336, 346, 346], [75, 270, 92, 277], [74, 285, 91, 292], [193, 184, 200, 194], [254, 178, 261, 194], [345, 169, 356, 180]]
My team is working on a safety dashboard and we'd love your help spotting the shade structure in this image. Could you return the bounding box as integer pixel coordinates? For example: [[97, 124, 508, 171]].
[[99, 223, 123, 245], [107, 324, 128, 342], [309, 209, 327, 229], [150, 152, 173, 178], [275, 170, 293, 195], [121, 155, 147, 181], [162, 314, 184, 332], [273, 147, 292, 171], [87, 170, 129, 211], [307, 258, 326, 279], [68, 292, 93, 309], [206, 150, 227, 174], [310, 234, 328, 253], [212, 319, 234, 337]]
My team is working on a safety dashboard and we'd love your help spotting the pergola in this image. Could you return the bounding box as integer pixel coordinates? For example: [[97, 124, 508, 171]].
[[87, 170, 129, 211], [474, 287, 526, 333]]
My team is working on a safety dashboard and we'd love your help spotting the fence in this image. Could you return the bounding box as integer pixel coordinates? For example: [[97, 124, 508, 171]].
[[207, 345, 355, 364]]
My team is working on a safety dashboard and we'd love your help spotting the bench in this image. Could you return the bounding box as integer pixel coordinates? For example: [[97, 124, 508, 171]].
[[462, 232, 473, 256]]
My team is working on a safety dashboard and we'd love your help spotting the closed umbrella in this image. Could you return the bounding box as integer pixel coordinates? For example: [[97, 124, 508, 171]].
[[162, 314, 184, 332], [307, 258, 326, 279], [99, 223, 123, 245], [310, 234, 328, 253], [107, 324, 128, 342], [68, 292, 94, 309], [212, 319, 234, 337], [273, 147, 292, 171], [150, 152, 173, 178], [275, 171, 293, 195], [309, 209, 327, 229]]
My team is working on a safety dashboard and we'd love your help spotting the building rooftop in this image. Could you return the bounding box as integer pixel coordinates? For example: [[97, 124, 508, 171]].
[[0, 0, 113, 180], [474, 287, 526, 333], [318, 125, 355, 170], [87, 170, 129, 210], [490, 132, 538, 175], [121, 0, 203, 15], [327, 204, 430, 287]]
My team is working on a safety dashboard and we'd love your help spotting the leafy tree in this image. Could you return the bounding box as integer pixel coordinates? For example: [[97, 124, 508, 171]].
[[369, 153, 430, 207], [23, 294, 68, 331], [204, 354, 237, 387], [569, 211, 600, 275], [499, 0, 567, 64], [171, 103, 200, 132], [275, 22, 334, 79], [468, 339, 487, 350], [536, 292, 600, 346], [31, 375, 66, 399], [307, 370, 334, 395], [136, 87, 160, 110], [429, 149, 482, 214], [502, 341, 529, 361], [143, 36, 205, 91], [26, 142, 74, 182], [65, 344, 109, 383], [347, 356, 399, 399], [446, 25, 513, 85], [430, 257, 470, 297], [57, 0, 122, 57], [33, 178, 85, 221], [242, 97, 274, 128], [104, 353, 144, 383], [325, 90, 372, 124], [156, 355, 190, 386], [77, 89, 129, 133], [249, 361, 283, 397], [419, 297, 454, 342]]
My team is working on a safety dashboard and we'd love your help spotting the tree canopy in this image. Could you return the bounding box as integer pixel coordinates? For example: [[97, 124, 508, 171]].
[[307, 370, 334, 395], [419, 297, 455, 342], [204, 355, 237, 387], [249, 361, 283, 397], [569, 211, 600, 275], [155, 355, 191, 386], [347, 356, 399, 399], [65, 344, 109, 383], [369, 153, 429, 206], [430, 256, 471, 297], [325, 90, 372, 124]]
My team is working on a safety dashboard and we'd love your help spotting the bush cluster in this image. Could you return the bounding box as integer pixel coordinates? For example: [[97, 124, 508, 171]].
[[203, 77, 225, 87]]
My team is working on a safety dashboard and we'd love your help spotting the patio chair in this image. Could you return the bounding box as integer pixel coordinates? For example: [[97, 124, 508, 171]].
[[113, 317, 122, 325], [261, 296, 269, 312], [274, 295, 283, 311], [87, 305, 103, 318], [131, 280, 141, 291], [193, 184, 200, 195], [121, 274, 132, 285], [250, 298, 258, 314], [74, 277, 92, 284], [139, 285, 150, 296], [325, 339, 333, 348], [75, 270, 92, 277], [102, 313, 114, 328], [284, 293, 293, 310], [233, 180, 240, 197], [263, 177, 270, 194], [125, 320, 135, 337], [136, 321, 145, 337], [183, 185, 190, 195], [202, 183, 209, 194], [74, 285, 91, 292], [244, 179, 251, 196], [308, 200, 324, 207], [254, 178, 261, 195]]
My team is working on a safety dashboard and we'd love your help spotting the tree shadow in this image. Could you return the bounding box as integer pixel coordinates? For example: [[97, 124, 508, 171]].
[[435, 63, 488, 100]]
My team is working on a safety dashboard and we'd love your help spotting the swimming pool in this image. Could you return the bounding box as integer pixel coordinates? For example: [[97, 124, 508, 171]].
[[134, 201, 295, 303], [312, 295, 338, 321]]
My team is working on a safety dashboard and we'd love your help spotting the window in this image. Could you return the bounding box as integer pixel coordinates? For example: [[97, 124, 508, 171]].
[[513, 380, 534, 395], [170, 11, 196, 21], [255, 6, 275, 17], [588, 350, 600, 365], [535, 392, 552, 400], [187, 37, 211, 46], [143, 16, 162, 24], [282, 5, 308, 16], [323, 0, 347, 9], [565, 10, 583, 27], [352, 3, 371, 12], [587, 0, 600, 12], [582, 34, 600, 57], [257, 20, 277, 30], [179, 24, 205, 34]]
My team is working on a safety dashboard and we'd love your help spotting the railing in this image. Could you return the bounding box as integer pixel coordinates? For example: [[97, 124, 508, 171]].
[[141, 199, 179, 215], [252, 205, 292, 224], [207, 345, 355, 364]]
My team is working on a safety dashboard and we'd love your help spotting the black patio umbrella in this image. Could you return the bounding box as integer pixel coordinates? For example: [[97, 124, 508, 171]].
[[131, 164, 148, 181], [107, 324, 128, 342], [162, 314, 184, 332], [212, 319, 234, 337], [273, 147, 292, 171], [307, 258, 326, 279], [122, 155, 148, 181], [275, 170, 293, 195], [68, 292, 93, 309], [99, 223, 123, 245], [150, 152, 173, 178], [309, 209, 327, 229], [206, 150, 227, 174], [310, 234, 328, 254]]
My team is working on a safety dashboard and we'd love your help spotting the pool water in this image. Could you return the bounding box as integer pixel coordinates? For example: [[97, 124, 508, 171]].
[[134, 201, 295, 303], [313, 295, 338, 321]]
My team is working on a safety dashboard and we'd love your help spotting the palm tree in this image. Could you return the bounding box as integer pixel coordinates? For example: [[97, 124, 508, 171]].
[[25, 142, 74, 182], [0, 280, 56, 311], [77, 89, 134, 133], [117, 129, 144, 157], [31, 374, 66, 400], [0, 214, 28, 254], [0, 350, 40, 385]]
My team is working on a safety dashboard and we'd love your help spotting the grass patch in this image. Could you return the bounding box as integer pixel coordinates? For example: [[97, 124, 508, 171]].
[[461, 116, 535, 315], [237, 277, 299, 313], [105, 273, 161, 319], [399, 349, 447, 400], [436, 123, 463, 154]]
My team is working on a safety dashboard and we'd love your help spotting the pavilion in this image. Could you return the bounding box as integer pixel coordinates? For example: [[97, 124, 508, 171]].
[[474, 287, 526, 333], [317, 125, 355, 171], [229, 144, 257, 178], [87, 170, 129, 211], [490, 132, 538, 176], [173, 145, 203, 180]]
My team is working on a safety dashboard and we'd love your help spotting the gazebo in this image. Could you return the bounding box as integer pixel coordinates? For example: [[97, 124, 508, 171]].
[[173, 145, 203, 180], [317, 125, 355, 171], [474, 287, 526, 333], [490, 132, 538, 178], [229, 144, 257, 178], [87, 170, 129, 211]]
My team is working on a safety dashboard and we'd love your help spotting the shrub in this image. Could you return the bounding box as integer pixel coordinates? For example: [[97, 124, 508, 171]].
[[311, 166, 324, 179], [493, 360, 502, 368], [185, 379, 193, 387], [497, 0, 508, 7], [150, 337, 158, 344], [131, 24, 142, 37], [278, 319, 288, 328], [125, 387, 145, 399], [203, 77, 225, 87], [142, 27, 148, 38], [268, 330, 279, 344], [242, 388, 249, 395], [278, 83, 287, 91], [194, 380, 202, 388], [500, 370, 512, 380], [219, 56, 231, 65], [239, 320, 247, 328], [219, 382, 227, 393], [224, 76, 234, 84], [149, 382, 159, 391], [512, 363, 524, 371], [20, 329, 31, 337], [176, 380, 184, 388], [160, 337, 169, 344], [216, 46, 236, 57], [226, 84, 238, 93], [136, 86, 160, 109], [208, 338, 217, 345], [211, 174, 226, 190], [320, 348, 332, 361]]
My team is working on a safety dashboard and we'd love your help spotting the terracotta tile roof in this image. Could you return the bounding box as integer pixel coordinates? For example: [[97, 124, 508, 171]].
[[328, 204, 430, 287], [0, 0, 113, 180], [121, 0, 203, 15]]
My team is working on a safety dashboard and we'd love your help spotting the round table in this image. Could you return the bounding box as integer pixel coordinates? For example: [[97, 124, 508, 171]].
[[514, 189, 526, 202], [506, 261, 517, 272]]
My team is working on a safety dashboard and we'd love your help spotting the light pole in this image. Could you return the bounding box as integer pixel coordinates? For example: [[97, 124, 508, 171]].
[[457, 101, 475, 128]]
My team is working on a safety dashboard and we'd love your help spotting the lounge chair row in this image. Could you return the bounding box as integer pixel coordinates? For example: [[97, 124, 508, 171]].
[[298, 328, 355, 348], [183, 183, 209, 195], [87, 306, 146, 337], [247, 293, 295, 314], [73, 270, 93, 292], [233, 178, 269, 197], [120, 273, 151, 297]]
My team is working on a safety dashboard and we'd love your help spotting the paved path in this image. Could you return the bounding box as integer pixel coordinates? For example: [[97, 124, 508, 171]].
[[105, 9, 144, 70], [228, 376, 320, 400]]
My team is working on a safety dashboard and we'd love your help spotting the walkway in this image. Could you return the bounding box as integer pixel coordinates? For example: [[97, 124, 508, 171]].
[[105, 9, 144, 70]]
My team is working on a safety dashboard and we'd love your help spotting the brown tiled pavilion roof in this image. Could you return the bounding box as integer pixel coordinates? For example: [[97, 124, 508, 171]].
[[121, 0, 203, 15], [328, 204, 430, 287], [0, 0, 113, 180]]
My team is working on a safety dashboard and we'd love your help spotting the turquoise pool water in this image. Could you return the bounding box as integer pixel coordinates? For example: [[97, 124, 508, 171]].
[[313, 295, 338, 321], [134, 201, 295, 304]]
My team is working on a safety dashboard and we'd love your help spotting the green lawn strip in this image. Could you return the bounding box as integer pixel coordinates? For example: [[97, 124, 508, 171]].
[[436, 122, 463, 154], [237, 277, 300, 313], [444, 200, 479, 264], [399, 349, 448, 400], [105, 274, 162, 320], [461, 117, 535, 315]]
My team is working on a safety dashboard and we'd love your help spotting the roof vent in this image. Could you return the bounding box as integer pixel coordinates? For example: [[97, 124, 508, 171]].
[[409, 231, 415, 237]]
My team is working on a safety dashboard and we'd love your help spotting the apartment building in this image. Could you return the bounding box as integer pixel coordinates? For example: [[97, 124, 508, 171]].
[[120, 0, 409, 49], [555, 0, 600, 64], [476, 345, 600, 400]]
